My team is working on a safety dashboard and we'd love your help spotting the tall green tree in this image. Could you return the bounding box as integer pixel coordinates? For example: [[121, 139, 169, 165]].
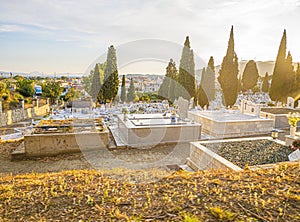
[[0, 81, 6, 95], [167, 60, 178, 103], [293, 63, 300, 94], [42, 82, 63, 104], [237, 76, 242, 92], [17, 79, 35, 97], [90, 63, 103, 102], [285, 51, 295, 95], [120, 75, 126, 102], [218, 26, 239, 107], [261, 72, 270, 93], [202, 56, 216, 102], [127, 78, 136, 102], [197, 68, 209, 108], [241, 60, 259, 92], [177, 36, 196, 103], [102, 45, 119, 102], [65, 87, 82, 102], [269, 29, 293, 102], [158, 59, 178, 103]]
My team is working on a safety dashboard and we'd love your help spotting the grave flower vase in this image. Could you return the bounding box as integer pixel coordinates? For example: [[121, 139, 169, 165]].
[[290, 126, 296, 137]]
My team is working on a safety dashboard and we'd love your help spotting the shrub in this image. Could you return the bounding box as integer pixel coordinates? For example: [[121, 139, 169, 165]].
[[292, 140, 300, 149]]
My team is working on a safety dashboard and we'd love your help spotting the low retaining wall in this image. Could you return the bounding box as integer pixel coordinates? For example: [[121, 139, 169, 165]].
[[260, 111, 299, 129], [24, 130, 109, 157], [187, 141, 243, 172], [0, 104, 50, 127]]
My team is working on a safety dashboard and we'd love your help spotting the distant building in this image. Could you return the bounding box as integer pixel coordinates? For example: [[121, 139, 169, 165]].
[[34, 85, 42, 95]]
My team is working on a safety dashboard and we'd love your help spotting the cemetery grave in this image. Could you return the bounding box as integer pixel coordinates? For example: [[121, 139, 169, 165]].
[[188, 137, 295, 171]]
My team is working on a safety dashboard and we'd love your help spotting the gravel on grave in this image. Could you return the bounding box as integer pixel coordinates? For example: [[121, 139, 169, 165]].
[[204, 139, 293, 168]]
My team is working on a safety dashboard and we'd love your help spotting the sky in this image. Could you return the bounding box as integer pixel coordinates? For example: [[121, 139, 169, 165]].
[[0, 0, 300, 75]]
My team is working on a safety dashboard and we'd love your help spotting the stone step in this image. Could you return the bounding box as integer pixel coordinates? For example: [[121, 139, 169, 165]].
[[108, 126, 127, 149], [11, 143, 26, 161]]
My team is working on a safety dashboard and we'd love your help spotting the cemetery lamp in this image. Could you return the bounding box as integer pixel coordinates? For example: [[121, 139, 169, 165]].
[[271, 129, 279, 139]]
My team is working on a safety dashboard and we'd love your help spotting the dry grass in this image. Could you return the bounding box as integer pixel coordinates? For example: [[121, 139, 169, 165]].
[[0, 162, 299, 221]]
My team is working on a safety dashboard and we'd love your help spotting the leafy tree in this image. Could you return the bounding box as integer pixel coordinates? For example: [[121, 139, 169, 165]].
[[261, 72, 270, 93], [158, 59, 178, 103], [42, 82, 63, 103], [102, 45, 119, 102], [0, 81, 6, 95], [197, 68, 209, 108], [218, 26, 239, 107], [241, 60, 259, 92], [269, 30, 294, 102], [120, 75, 126, 102], [65, 87, 82, 102], [177, 36, 196, 103], [17, 79, 34, 97], [202, 56, 216, 102], [127, 78, 136, 102]]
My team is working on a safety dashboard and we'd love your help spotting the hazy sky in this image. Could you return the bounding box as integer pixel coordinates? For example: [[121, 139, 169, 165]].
[[0, 0, 300, 74]]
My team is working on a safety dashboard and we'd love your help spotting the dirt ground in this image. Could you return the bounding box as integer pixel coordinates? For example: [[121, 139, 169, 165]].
[[0, 141, 190, 175]]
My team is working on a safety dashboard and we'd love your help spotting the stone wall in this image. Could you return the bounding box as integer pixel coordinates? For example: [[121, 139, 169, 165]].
[[188, 111, 273, 138], [24, 130, 109, 157], [187, 142, 242, 171], [260, 112, 291, 129], [0, 104, 50, 127]]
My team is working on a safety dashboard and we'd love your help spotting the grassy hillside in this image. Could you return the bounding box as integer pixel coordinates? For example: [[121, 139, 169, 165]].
[[0, 163, 299, 221]]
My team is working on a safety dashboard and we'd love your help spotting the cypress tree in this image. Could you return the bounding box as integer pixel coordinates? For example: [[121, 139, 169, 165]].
[[294, 63, 300, 93], [261, 72, 270, 93], [237, 76, 242, 93], [241, 60, 259, 92], [197, 68, 209, 108], [285, 51, 295, 95], [158, 59, 178, 103], [127, 78, 136, 102], [102, 45, 119, 102], [218, 26, 239, 107], [90, 63, 102, 102], [168, 60, 178, 103], [120, 75, 126, 102], [177, 36, 196, 103], [269, 30, 288, 102], [202, 56, 216, 102]]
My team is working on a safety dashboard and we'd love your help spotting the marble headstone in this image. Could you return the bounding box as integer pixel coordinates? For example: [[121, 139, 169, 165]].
[[288, 149, 300, 162]]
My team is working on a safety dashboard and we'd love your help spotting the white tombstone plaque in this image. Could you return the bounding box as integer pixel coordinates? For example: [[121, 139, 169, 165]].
[[297, 100, 300, 109], [288, 149, 300, 162], [286, 97, 294, 108]]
